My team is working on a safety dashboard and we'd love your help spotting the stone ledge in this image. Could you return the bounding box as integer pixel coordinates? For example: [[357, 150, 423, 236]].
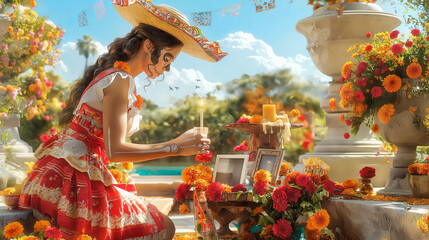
[[324, 198, 429, 240], [0, 198, 35, 232]]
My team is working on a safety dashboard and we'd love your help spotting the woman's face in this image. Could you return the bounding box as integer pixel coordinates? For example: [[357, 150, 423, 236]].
[[145, 45, 182, 79]]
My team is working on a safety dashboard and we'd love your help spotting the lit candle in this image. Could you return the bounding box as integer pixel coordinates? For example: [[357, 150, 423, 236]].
[[262, 104, 276, 122], [200, 98, 204, 129]]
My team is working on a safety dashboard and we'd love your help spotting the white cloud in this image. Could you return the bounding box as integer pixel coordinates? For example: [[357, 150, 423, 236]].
[[62, 42, 76, 51], [56, 60, 68, 72], [219, 31, 312, 76]]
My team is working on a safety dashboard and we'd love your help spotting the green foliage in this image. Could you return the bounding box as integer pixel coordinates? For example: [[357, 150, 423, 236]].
[[391, 0, 429, 29]]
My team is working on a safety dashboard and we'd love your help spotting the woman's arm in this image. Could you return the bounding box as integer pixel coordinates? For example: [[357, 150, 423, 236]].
[[102, 74, 209, 163]]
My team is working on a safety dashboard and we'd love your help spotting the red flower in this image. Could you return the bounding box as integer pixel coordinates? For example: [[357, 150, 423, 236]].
[[365, 45, 372, 51], [298, 114, 306, 122], [271, 186, 289, 212], [354, 90, 365, 102], [426, 36, 429, 41], [374, 68, 381, 76], [322, 180, 336, 195], [296, 174, 316, 195], [340, 77, 345, 82], [39, 134, 51, 143], [344, 133, 350, 139], [390, 30, 400, 39], [405, 40, 413, 48], [273, 219, 293, 239], [175, 183, 192, 202], [334, 184, 345, 195], [248, 154, 255, 162], [253, 180, 268, 196], [371, 86, 382, 98], [233, 143, 248, 152], [356, 78, 367, 88], [391, 43, 404, 54], [231, 184, 247, 192], [195, 151, 213, 163], [285, 186, 301, 203], [377, 60, 384, 67], [345, 120, 352, 126], [44, 227, 62, 239], [302, 139, 312, 150], [411, 29, 421, 36], [237, 117, 249, 123], [359, 166, 376, 178], [206, 181, 223, 201], [366, 32, 371, 38]]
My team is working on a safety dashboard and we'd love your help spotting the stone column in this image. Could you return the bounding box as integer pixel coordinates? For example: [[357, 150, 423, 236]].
[[295, 3, 401, 187]]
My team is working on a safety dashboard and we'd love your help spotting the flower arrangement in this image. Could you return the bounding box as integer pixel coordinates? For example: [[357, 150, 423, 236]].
[[359, 166, 376, 178], [408, 162, 429, 175], [308, 0, 377, 11], [338, 25, 429, 136], [0, 0, 65, 120], [2, 220, 94, 240]]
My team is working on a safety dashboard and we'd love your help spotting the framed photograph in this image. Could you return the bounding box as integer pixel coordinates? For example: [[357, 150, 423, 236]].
[[252, 149, 284, 181], [213, 154, 249, 186]]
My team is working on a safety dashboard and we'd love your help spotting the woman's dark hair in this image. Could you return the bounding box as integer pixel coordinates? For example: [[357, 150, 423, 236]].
[[59, 23, 183, 126]]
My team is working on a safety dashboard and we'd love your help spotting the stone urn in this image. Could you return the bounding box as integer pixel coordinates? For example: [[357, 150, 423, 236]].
[[295, 2, 401, 187], [375, 79, 429, 197]]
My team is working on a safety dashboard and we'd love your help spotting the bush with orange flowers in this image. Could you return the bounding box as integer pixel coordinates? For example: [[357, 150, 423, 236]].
[[339, 26, 429, 136], [2, 220, 67, 239]]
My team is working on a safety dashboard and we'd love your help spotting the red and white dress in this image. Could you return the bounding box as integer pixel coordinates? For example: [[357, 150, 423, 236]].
[[19, 69, 166, 240]]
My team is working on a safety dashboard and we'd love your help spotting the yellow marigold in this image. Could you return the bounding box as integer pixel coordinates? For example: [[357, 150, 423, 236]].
[[279, 162, 294, 177], [370, 123, 380, 134], [182, 166, 198, 185], [34, 220, 51, 232], [306, 209, 330, 230], [378, 104, 395, 124], [383, 74, 402, 93], [3, 222, 24, 239], [342, 178, 359, 191], [0, 187, 15, 195], [253, 169, 272, 183], [290, 109, 301, 117], [122, 162, 133, 171], [222, 184, 231, 192], [329, 98, 337, 112], [249, 114, 263, 124], [339, 82, 355, 109], [109, 169, 123, 183], [30, 0, 37, 8], [76, 234, 93, 240], [341, 61, 353, 78], [194, 179, 209, 191], [407, 63, 422, 79], [179, 203, 189, 214]]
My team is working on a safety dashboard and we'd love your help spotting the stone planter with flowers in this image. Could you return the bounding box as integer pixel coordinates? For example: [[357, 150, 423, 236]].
[[339, 27, 429, 196]]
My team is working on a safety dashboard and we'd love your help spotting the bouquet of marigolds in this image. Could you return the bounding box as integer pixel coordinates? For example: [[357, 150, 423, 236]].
[[337, 25, 429, 136], [2, 220, 94, 240]]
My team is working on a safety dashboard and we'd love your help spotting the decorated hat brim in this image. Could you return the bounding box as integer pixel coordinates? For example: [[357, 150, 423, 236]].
[[113, 0, 228, 62]]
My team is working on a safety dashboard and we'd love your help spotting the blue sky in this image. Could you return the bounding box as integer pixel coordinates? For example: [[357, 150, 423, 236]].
[[34, 0, 409, 106]]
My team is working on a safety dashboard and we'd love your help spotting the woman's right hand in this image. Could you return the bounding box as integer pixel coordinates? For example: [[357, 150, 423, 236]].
[[170, 129, 211, 156]]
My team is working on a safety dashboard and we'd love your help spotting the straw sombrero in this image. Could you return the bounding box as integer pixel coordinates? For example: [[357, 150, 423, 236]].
[[112, 0, 228, 62]]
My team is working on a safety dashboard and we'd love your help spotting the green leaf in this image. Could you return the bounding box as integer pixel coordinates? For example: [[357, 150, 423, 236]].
[[236, 191, 243, 200]]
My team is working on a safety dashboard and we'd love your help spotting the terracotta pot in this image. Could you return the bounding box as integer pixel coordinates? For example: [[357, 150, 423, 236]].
[[409, 174, 429, 198], [3, 194, 20, 209]]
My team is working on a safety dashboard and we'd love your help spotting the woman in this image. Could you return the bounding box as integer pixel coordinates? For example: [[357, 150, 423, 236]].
[[19, 1, 227, 239]]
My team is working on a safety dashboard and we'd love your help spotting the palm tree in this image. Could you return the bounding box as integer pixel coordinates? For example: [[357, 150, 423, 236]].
[[76, 34, 98, 71]]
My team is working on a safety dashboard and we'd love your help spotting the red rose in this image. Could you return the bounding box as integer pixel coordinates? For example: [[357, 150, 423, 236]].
[[195, 151, 213, 163], [253, 180, 268, 196], [231, 184, 247, 192], [273, 219, 293, 239], [411, 29, 421, 36], [175, 183, 192, 202], [390, 30, 400, 39], [359, 166, 376, 178], [344, 133, 350, 139], [206, 181, 223, 201], [271, 186, 289, 212], [366, 32, 371, 38]]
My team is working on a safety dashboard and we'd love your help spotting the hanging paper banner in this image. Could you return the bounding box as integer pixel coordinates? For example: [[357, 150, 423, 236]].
[[220, 3, 241, 17], [254, 0, 276, 13], [93, 0, 107, 21], [192, 11, 212, 26], [78, 10, 88, 27]]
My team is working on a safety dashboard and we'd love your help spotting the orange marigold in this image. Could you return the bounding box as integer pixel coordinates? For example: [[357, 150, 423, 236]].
[[383, 74, 402, 93], [329, 98, 337, 112], [135, 95, 143, 110], [339, 82, 355, 109], [109, 169, 123, 183], [306, 209, 330, 230], [279, 162, 294, 177], [254, 169, 272, 183], [179, 203, 189, 214], [250, 114, 263, 124], [122, 162, 133, 171], [377, 104, 395, 124], [113, 61, 131, 73], [370, 123, 380, 134], [196, 163, 213, 183], [252, 206, 264, 215], [194, 179, 209, 191], [341, 61, 353, 78], [406, 63, 422, 79], [305, 228, 321, 240], [408, 163, 419, 174], [76, 234, 93, 240], [30, 0, 37, 8], [290, 109, 301, 117], [182, 166, 198, 185], [34, 220, 51, 232], [342, 178, 359, 190], [3, 222, 24, 239], [340, 113, 344, 122]]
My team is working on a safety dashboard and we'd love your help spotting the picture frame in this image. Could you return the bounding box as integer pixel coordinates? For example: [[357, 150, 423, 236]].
[[213, 154, 249, 186], [252, 148, 284, 181]]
